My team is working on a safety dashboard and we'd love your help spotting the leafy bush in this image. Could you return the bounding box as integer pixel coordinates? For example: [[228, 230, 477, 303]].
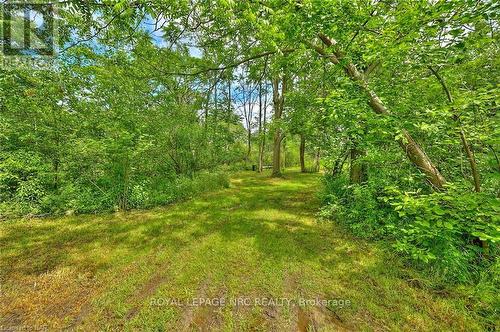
[[382, 185, 499, 282], [0, 151, 50, 217], [0, 170, 230, 218], [320, 175, 499, 282], [319, 174, 398, 239]]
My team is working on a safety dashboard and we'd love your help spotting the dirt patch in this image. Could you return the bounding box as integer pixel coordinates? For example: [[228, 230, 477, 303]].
[[296, 305, 351, 332], [297, 306, 313, 332], [180, 281, 224, 331], [124, 265, 171, 320], [0, 268, 98, 331]]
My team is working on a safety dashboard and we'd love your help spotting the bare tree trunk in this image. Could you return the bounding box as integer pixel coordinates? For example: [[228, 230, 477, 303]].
[[314, 147, 321, 172], [246, 126, 252, 160], [227, 80, 232, 134], [225, 80, 232, 159], [460, 131, 480, 192], [271, 77, 286, 177], [428, 66, 480, 192], [258, 61, 269, 173], [258, 80, 264, 173], [258, 135, 265, 172], [300, 134, 306, 173], [309, 34, 446, 190], [282, 137, 287, 169], [241, 86, 253, 162], [260, 93, 268, 173], [272, 130, 281, 176]]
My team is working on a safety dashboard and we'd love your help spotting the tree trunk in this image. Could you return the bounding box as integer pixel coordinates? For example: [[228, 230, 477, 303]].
[[272, 129, 281, 176], [428, 66, 480, 192], [260, 100, 268, 173], [309, 34, 446, 190], [460, 130, 480, 192], [349, 146, 367, 184], [258, 135, 265, 172], [259, 79, 269, 173], [227, 80, 232, 130], [282, 137, 287, 169], [427, 66, 485, 253], [332, 144, 349, 176], [300, 134, 306, 173], [204, 80, 211, 130], [258, 61, 269, 173], [314, 148, 321, 172], [258, 79, 263, 172], [271, 77, 286, 177], [246, 128, 251, 160]]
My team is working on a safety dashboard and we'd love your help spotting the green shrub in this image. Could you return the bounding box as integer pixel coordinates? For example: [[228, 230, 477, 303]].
[[0, 169, 230, 218], [0, 151, 50, 217], [319, 174, 397, 239], [320, 175, 499, 283], [382, 185, 499, 282]]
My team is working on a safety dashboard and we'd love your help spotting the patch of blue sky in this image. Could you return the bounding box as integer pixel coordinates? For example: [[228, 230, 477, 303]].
[[141, 15, 168, 48], [141, 14, 202, 58]]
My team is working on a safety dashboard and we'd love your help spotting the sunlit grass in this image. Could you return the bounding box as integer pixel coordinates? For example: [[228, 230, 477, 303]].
[[0, 170, 485, 331]]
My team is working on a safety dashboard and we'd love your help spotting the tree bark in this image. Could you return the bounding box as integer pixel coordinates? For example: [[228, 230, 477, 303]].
[[428, 66, 480, 192], [282, 137, 287, 169], [271, 77, 286, 177], [314, 148, 321, 172], [460, 130, 480, 192], [259, 86, 268, 173], [308, 34, 446, 190], [349, 146, 367, 184], [272, 129, 281, 176], [258, 59, 269, 173], [227, 80, 232, 131], [427, 66, 485, 252], [300, 134, 306, 172], [246, 125, 252, 160]]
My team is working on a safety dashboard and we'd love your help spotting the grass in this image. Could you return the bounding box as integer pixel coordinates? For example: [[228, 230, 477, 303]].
[[0, 170, 487, 331]]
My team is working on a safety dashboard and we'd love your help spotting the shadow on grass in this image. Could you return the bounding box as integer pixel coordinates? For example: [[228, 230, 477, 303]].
[[0, 170, 483, 331], [0, 171, 336, 275]]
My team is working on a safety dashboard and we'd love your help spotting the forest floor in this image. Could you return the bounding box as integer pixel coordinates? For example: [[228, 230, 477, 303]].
[[0, 170, 485, 331]]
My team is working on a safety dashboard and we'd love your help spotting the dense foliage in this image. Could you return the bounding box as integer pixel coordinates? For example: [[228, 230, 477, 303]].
[[0, 0, 498, 322], [0, 42, 238, 217]]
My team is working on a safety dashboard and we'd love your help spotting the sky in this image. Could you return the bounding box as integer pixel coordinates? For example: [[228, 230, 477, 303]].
[[141, 14, 203, 58]]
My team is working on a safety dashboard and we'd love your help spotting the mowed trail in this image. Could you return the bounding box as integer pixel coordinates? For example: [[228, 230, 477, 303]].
[[0, 171, 481, 331]]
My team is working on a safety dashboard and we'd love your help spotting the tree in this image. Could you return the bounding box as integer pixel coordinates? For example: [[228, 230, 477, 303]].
[[271, 76, 287, 177]]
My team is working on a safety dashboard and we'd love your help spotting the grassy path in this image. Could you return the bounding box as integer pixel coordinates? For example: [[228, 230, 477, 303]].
[[0, 171, 481, 331]]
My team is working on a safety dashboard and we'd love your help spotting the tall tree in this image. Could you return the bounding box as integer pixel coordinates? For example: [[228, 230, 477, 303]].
[[271, 76, 287, 177]]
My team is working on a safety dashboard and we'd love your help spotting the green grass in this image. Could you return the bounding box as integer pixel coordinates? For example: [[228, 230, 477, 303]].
[[0, 170, 486, 331]]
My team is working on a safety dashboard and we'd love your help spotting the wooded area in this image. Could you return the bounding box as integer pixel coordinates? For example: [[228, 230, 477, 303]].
[[0, 0, 499, 330]]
